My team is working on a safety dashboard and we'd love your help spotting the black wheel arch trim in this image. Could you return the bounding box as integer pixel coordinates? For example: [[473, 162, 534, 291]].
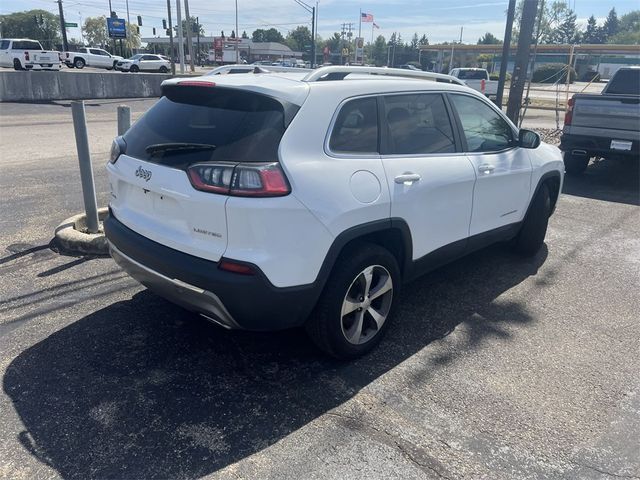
[[528, 170, 562, 217]]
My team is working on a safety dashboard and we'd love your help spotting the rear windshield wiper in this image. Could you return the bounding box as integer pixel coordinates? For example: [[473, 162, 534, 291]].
[[145, 143, 217, 156]]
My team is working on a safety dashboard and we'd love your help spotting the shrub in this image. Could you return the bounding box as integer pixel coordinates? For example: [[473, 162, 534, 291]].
[[532, 63, 577, 84], [489, 72, 511, 81]]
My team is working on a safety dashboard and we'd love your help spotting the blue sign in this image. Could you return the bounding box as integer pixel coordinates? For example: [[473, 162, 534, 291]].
[[107, 18, 127, 39]]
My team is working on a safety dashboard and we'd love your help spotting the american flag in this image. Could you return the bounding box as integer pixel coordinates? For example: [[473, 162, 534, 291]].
[[361, 12, 374, 22], [373, 22, 380, 29]]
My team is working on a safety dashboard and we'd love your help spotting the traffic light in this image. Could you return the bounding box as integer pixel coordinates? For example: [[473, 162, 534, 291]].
[[162, 19, 167, 29], [166, 29, 171, 36], [137, 15, 142, 26], [152, 27, 156, 35], [136, 25, 140, 34]]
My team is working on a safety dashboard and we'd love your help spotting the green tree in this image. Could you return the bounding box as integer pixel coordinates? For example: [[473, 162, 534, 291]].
[[549, 8, 579, 44], [410, 33, 419, 50], [477, 32, 502, 44], [180, 17, 204, 37], [285, 26, 312, 57], [418, 34, 429, 46], [252, 28, 285, 43], [0, 10, 61, 49], [370, 34, 387, 66], [582, 15, 601, 44], [608, 10, 640, 44], [241, 30, 248, 39], [602, 7, 619, 41]]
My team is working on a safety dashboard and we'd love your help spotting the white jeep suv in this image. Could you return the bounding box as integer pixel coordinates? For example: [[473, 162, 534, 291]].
[[105, 66, 564, 358]]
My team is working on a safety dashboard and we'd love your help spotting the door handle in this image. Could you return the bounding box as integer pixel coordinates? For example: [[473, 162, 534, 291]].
[[394, 173, 422, 185], [478, 164, 495, 174]]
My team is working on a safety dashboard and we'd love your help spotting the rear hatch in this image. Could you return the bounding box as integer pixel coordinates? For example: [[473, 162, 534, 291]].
[[108, 81, 297, 262]]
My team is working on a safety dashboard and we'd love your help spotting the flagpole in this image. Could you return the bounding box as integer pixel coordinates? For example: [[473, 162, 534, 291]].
[[371, 22, 374, 45], [358, 8, 362, 39]]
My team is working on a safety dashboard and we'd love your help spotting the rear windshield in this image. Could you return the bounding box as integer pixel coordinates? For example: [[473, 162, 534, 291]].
[[457, 70, 487, 80], [605, 69, 640, 95], [12, 40, 43, 50], [124, 89, 288, 166]]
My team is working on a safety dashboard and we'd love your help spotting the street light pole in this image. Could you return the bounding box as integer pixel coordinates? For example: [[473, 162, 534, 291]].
[[166, 0, 175, 75], [184, 0, 195, 71], [57, 0, 69, 51], [175, 0, 185, 73]]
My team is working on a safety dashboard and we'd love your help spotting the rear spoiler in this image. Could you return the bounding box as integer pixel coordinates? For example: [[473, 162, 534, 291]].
[[160, 79, 301, 127]]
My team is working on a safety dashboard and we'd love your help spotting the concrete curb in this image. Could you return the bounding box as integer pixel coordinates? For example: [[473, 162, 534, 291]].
[[54, 208, 110, 256]]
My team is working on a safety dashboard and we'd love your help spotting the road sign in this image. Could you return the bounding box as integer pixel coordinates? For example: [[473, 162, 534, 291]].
[[64, 22, 78, 27], [107, 17, 127, 39]]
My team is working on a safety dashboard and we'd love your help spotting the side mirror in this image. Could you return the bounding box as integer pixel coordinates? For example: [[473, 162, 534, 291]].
[[519, 129, 541, 149]]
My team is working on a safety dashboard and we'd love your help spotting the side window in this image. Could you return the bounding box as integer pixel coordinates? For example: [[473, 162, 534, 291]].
[[89, 49, 102, 55], [12, 41, 24, 50], [0, 40, 10, 50], [144, 55, 158, 61], [382, 93, 456, 155], [450, 94, 515, 153], [329, 97, 378, 154]]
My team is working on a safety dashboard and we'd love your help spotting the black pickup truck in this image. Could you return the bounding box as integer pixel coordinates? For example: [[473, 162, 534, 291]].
[[561, 67, 639, 175]]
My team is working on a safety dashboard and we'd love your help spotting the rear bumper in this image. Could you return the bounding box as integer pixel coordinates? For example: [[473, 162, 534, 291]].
[[104, 213, 318, 331], [560, 130, 639, 158], [24, 63, 62, 71]]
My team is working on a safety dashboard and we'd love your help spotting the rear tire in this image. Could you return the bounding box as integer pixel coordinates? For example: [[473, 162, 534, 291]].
[[564, 151, 589, 175], [306, 243, 400, 359], [13, 59, 23, 70], [73, 58, 85, 69], [130, 65, 139, 73], [513, 183, 551, 257]]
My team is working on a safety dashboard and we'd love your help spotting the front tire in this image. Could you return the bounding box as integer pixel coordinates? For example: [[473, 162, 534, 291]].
[[159, 65, 168, 73], [513, 183, 551, 257], [129, 65, 139, 73], [13, 59, 23, 70], [564, 151, 589, 175], [306, 243, 400, 359]]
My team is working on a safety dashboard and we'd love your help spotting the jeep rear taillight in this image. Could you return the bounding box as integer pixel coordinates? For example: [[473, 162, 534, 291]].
[[187, 162, 290, 197], [564, 97, 575, 126]]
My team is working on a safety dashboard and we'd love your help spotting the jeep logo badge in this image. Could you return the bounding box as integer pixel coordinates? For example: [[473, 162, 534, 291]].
[[135, 165, 152, 182]]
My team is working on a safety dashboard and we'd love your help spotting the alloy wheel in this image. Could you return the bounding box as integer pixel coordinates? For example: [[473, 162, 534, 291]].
[[340, 265, 393, 345]]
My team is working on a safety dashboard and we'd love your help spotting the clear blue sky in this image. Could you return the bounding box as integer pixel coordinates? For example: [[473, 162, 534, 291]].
[[1, 0, 638, 44]]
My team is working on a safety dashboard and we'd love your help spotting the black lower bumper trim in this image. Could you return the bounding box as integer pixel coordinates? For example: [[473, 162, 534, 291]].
[[104, 213, 319, 330], [560, 133, 639, 157]]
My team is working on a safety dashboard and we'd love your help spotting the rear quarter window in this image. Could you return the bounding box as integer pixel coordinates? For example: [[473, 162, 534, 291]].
[[329, 97, 379, 154], [0, 40, 10, 50], [123, 89, 291, 167]]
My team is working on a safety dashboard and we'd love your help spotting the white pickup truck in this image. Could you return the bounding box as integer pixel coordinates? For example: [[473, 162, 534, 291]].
[[449, 68, 497, 99], [61, 47, 123, 70], [0, 38, 61, 71]]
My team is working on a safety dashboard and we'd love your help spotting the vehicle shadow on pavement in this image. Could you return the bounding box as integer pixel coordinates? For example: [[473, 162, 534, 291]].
[[4, 244, 547, 479], [562, 158, 639, 206]]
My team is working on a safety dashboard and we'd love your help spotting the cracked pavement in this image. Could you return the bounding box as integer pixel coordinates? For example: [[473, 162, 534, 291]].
[[0, 100, 639, 479]]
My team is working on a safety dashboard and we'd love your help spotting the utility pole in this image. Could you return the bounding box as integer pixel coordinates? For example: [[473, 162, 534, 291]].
[[196, 16, 200, 66], [176, 0, 185, 73], [184, 0, 195, 71], [57, 0, 69, 51], [125, 0, 130, 56], [294, 0, 316, 67], [235, 0, 239, 63], [506, 0, 538, 123], [496, 0, 516, 108], [166, 0, 175, 75]]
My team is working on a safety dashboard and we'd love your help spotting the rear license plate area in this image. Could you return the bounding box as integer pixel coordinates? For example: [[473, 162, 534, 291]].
[[610, 140, 632, 151]]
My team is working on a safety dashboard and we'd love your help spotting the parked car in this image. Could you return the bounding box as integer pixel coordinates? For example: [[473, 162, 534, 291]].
[[104, 66, 563, 358], [116, 54, 170, 73], [0, 38, 61, 71], [449, 68, 497, 99], [61, 47, 123, 70], [561, 66, 640, 174]]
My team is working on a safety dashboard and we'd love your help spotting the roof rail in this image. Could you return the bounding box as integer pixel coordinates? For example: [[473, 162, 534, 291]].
[[205, 64, 309, 76], [301, 66, 464, 85]]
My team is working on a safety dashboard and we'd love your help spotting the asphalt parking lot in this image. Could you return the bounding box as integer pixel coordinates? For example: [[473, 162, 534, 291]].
[[0, 100, 638, 479]]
